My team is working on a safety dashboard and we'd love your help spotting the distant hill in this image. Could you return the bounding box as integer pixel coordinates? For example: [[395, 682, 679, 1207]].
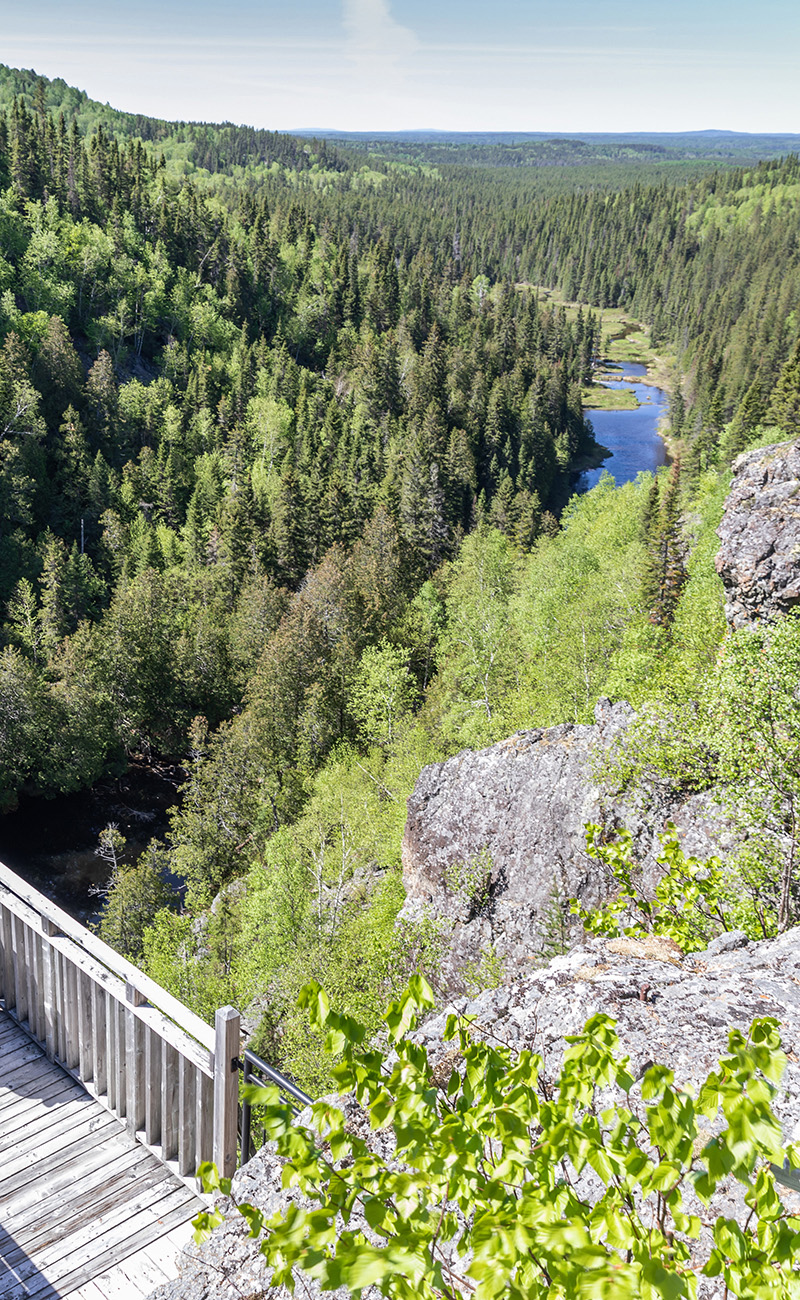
[[3, 62, 799, 198], [0, 64, 351, 179], [289, 127, 800, 169]]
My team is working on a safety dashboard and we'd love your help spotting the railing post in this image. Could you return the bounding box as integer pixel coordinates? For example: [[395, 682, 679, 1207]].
[[40, 917, 59, 1060], [125, 982, 146, 1135], [213, 1005, 240, 1179]]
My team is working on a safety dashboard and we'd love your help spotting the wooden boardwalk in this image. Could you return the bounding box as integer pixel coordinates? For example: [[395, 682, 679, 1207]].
[[0, 1010, 203, 1299]]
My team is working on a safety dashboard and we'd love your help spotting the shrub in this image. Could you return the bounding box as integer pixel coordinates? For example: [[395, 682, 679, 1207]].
[[197, 977, 800, 1299]]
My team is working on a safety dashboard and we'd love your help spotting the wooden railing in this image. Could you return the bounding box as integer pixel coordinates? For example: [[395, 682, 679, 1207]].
[[0, 861, 241, 1187]]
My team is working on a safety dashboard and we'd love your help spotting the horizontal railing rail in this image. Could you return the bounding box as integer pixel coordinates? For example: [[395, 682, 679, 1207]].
[[239, 1047, 313, 1164], [0, 860, 240, 1186]]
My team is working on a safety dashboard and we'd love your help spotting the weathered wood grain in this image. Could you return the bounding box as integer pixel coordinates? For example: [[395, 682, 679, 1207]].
[[0, 1010, 205, 1300]]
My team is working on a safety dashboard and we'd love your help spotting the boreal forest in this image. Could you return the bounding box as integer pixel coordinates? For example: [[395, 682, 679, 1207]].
[[2, 65, 800, 1091]]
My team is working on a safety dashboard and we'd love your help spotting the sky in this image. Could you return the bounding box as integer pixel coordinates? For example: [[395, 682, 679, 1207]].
[[1, 0, 799, 134]]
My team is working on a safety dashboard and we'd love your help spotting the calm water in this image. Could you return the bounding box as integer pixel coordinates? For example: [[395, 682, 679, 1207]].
[[576, 362, 668, 493], [1, 362, 669, 919]]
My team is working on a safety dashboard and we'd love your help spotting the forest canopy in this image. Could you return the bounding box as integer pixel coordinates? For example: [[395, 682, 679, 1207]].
[[2, 68, 800, 1089]]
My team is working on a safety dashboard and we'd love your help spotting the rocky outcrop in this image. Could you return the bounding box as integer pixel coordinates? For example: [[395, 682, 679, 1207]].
[[399, 698, 729, 992], [149, 1097, 388, 1300], [716, 438, 800, 627], [149, 928, 800, 1300]]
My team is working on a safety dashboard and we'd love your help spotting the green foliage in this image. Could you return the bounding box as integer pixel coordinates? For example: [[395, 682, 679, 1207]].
[[350, 641, 415, 746], [505, 474, 649, 729], [712, 617, 800, 932], [571, 824, 732, 952], [603, 615, 800, 940], [432, 526, 522, 748], [443, 847, 493, 913], [97, 831, 175, 961], [3, 69, 800, 1122], [198, 980, 800, 1300]]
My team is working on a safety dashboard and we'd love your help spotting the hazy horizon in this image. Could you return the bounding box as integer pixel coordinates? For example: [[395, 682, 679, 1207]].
[[1, 0, 798, 135]]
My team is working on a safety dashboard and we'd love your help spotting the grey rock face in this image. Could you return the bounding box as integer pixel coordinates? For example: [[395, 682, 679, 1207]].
[[704, 928, 749, 956], [399, 699, 727, 992], [149, 930, 800, 1300], [715, 438, 800, 627]]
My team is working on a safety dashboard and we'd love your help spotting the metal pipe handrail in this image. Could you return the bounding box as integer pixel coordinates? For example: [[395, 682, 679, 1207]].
[[239, 1047, 313, 1164]]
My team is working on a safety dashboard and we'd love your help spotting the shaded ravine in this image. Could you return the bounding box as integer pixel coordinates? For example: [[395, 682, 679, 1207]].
[[0, 761, 182, 923], [0, 366, 669, 922]]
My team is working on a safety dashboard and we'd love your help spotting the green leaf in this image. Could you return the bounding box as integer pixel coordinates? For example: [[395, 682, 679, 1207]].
[[238, 1203, 265, 1238], [192, 1208, 225, 1244], [197, 1161, 232, 1197]]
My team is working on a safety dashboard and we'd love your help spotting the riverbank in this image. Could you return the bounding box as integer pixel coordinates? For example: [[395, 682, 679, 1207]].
[[531, 289, 675, 408], [576, 362, 669, 493]]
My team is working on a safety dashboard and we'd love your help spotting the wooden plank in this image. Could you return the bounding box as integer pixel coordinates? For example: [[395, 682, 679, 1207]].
[[57, 946, 68, 1065], [34, 925, 46, 1045], [0, 1092, 90, 1144], [0, 1058, 101, 1129], [1, 1142, 150, 1224], [125, 987, 146, 1136], [92, 982, 107, 1099], [0, 857, 238, 1300], [75, 1259, 162, 1299], [161, 1041, 179, 1163], [213, 1005, 240, 1179], [28, 1193, 202, 1299], [0, 1049, 70, 1098], [178, 1057, 194, 1178], [0, 1093, 104, 1154], [2, 1146, 153, 1236], [40, 928, 58, 1062], [145, 1026, 162, 1147], [0, 1010, 21, 1040], [197, 1068, 213, 1170], [105, 989, 117, 1114], [0, 1036, 46, 1074], [0, 1072, 79, 1121], [7, 1161, 176, 1258], [1, 890, 213, 1079], [24, 922, 39, 1042], [69, 1282, 109, 1300], [1, 904, 15, 1011], [89, 1248, 172, 1297], [64, 954, 80, 1070], [0, 1110, 119, 1182], [139, 1223, 194, 1280], [11, 912, 28, 1026], [0, 1076, 90, 1130], [0, 867, 216, 1052], [0, 1027, 46, 1062], [0, 1258, 60, 1300], [78, 968, 93, 1084], [0, 1109, 119, 1180], [17, 1182, 198, 1281], [0, 1120, 133, 1200], [114, 998, 126, 1121]]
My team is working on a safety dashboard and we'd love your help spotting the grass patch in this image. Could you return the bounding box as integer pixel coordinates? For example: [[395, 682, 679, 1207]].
[[583, 384, 639, 410], [529, 289, 675, 385]]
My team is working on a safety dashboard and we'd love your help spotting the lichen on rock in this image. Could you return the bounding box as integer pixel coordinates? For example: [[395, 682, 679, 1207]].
[[716, 438, 800, 628]]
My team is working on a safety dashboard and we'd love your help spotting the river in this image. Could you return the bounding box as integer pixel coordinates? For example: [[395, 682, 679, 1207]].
[[575, 362, 668, 493], [0, 363, 669, 922]]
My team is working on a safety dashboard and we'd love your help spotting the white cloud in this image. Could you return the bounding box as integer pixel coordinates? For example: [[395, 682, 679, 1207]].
[[343, 0, 418, 51], [341, 0, 419, 96]]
